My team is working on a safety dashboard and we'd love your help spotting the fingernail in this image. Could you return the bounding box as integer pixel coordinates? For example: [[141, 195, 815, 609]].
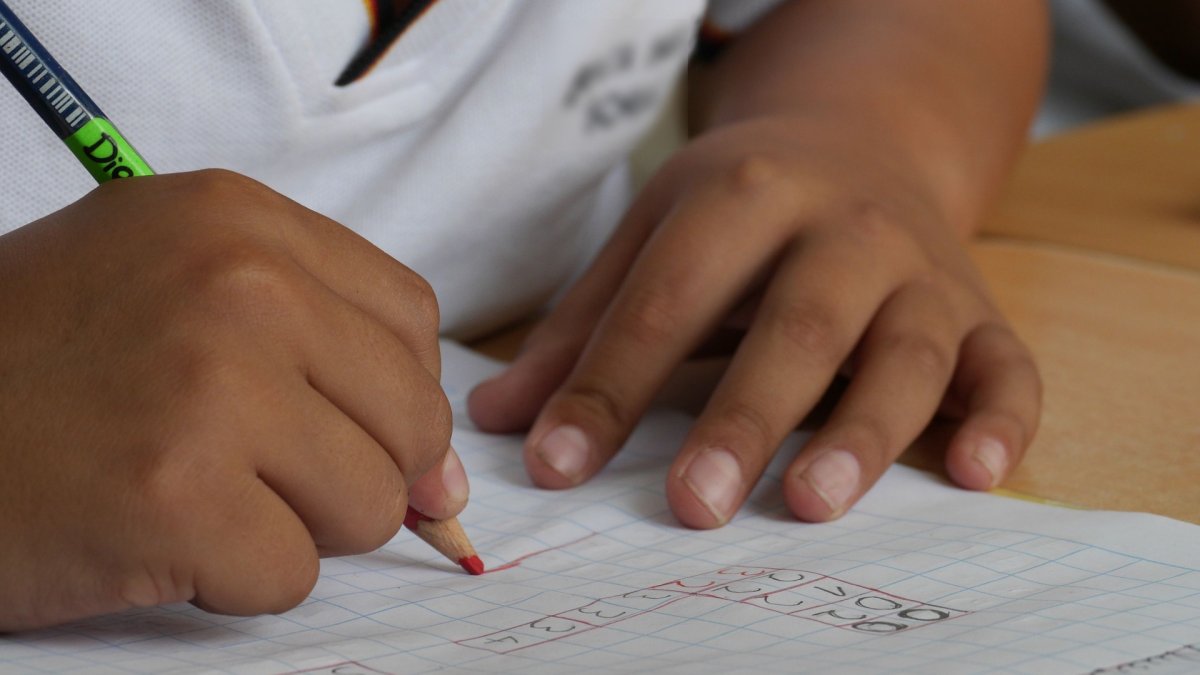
[[802, 450, 860, 517], [682, 448, 742, 525], [973, 438, 1008, 488], [535, 425, 590, 482], [442, 447, 469, 505]]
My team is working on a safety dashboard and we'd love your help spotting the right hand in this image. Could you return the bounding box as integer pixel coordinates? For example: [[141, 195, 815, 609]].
[[0, 170, 461, 631]]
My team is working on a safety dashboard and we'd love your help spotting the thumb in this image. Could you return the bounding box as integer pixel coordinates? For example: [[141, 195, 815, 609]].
[[405, 446, 471, 520]]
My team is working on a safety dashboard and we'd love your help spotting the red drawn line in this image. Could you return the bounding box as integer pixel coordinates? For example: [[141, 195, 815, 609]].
[[481, 532, 599, 575], [458, 566, 973, 654]]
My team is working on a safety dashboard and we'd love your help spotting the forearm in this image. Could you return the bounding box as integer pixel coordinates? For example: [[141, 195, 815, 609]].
[[690, 0, 1048, 233]]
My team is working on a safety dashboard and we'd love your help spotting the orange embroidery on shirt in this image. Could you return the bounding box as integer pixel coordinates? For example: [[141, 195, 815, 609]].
[[337, 0, 440, 86], [695, 19, 733, 62]]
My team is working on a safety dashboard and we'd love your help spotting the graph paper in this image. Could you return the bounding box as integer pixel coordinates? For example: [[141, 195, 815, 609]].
[[3, 343, 1199, 675]]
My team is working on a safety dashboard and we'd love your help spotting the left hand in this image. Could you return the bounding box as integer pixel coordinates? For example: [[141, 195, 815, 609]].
[[468, 116, 1041, 528]]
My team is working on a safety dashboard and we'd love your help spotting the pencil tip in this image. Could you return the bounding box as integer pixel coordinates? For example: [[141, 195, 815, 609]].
[[459, 555, 485, 575]]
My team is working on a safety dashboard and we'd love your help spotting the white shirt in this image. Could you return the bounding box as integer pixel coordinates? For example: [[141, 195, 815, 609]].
[[0, 1, 776, 338]]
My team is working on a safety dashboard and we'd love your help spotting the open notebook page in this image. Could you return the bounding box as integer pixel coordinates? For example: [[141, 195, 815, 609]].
[[3, 342, 1199, 674]]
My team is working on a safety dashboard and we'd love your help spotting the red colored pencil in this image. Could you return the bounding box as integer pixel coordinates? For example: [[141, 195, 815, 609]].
[[404, 507, 484, 575]]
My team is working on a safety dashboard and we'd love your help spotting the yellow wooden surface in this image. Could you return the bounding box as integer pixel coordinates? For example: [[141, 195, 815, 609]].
[[967, 241, 1199, 522], [474, 105, 1200, 524], [974, 105, 1200, 521], [985, 104, 1200, 271]]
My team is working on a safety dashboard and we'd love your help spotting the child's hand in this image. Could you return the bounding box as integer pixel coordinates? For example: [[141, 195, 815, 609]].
[[469, 117, 1041, 528], [0, 171, 461, 630]]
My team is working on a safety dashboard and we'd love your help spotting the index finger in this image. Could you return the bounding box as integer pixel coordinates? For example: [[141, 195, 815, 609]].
[[525, 179, 796, 488]]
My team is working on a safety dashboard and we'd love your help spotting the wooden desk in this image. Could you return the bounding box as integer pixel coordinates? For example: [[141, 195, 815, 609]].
[[974, 105, 1200, 522], [905, 241, 1200, 523], [985, 104, 1200, 272], [475, 105, 1200, 524]]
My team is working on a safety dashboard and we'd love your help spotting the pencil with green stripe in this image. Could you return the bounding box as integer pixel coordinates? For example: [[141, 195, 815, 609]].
[[0, 0, 488, 578], [0, 0, 152, 182]]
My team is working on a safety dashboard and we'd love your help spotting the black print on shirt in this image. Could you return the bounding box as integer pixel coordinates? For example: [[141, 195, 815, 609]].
[[563, 24, 695, 133]]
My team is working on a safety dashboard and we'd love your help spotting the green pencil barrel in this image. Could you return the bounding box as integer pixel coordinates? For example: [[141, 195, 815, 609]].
[[63, 117, 154, 183]]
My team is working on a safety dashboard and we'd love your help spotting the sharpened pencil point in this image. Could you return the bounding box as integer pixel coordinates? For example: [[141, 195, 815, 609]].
[[405, 506, 481, 575], [459, 555, 485, 575]]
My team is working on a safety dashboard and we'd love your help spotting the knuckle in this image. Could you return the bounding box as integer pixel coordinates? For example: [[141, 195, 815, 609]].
[[561, 380, 632, 431], [159, 169, 277, 223], [184, 168, 269, 204], [131, 447, 190, 523], [164, 337, 233, 390], [769, 302, 844, 364], [264, 553, 320, 614], [340, 488, 406, 554], [524, 317, 588, 361], [998, 344, 1044, 415], [1006, 344, 1042, 383], [173, 170, 295, 235], [841, 200, 909, 250], [617, 283, 685, 348], [972, 323, 1042, 385], [232, 513, 320, 614], [404, 273, 442, 341], [428, 390, 454, 446], [185, 243, 306, 325], [836, 419, 894, 469], [117, 563, 191, 609], [721, 154, 791, 199], [130, 437, 220, 535], [401, 386, 454, 481], [715, 400, 776, 451], [421, 391, 454, 459], [884, 332, 954, 381]]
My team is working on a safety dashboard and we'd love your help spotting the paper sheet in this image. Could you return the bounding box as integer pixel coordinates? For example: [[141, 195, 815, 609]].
[[3, 343, 1200, 674]]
